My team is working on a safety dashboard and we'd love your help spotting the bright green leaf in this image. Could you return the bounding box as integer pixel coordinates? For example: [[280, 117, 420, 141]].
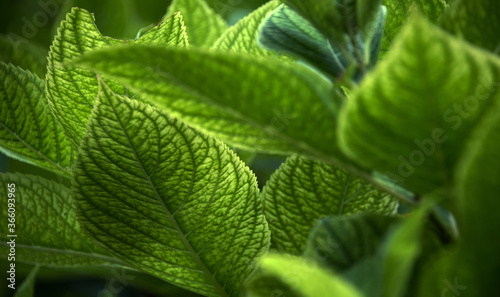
[[213, 0, 281, 57], [0, 173, 124, 267], [262, 155, 398, 254], [72, 80, 270, 297], [381, 0, 447, 57], [441, 0, 500, 54], [13, 265, 39, 297], [0, 63, 72, 177], [0, 35, 47, 78], [246, 254, 364, 297], [46, 8, 187, 148], [166, 0, 227, 47], [303, 215, 396, 272], [338, 15, 500, 197], [69, 44, 350, 165], [257, 4, 348, 78]]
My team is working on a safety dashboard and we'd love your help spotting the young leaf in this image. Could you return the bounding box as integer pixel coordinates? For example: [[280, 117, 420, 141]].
[[246, 254, 363, 297], [166, 0, 227, 48], [262, 155, 398, 254], [213, 0, 282, 57], [69, 44, 350, 165], [0, 173, 124, 267], [382, 0, 447, 56], [0, 34, 47, 78], [0, 62, 72, 177], [46, 8, 187, 148], [357, 0, 382, 30], [257, 4, 349, 78], [303, 215, 396, 272], [441, 0, 500, 54], [338, 15, 500, 197], [453, 102, 500, 295], [13, 265, 39, 297], [72, 80, 270, 297]]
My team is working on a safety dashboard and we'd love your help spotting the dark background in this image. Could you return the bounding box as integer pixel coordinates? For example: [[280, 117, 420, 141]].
[[0, 0, 285, 296]]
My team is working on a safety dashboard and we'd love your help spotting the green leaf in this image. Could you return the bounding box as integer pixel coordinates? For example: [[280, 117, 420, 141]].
[[262, 155, 398, 254], [72, 80, 270, 297], [46, 8, 187, 148], [246, 254, 364, 297], [453, 101, 500, 295], [69, 44, 350, 165], [441, 0, 500, 54], [213, 0, 281, 57], [338, 15, 500, 197], [14, 265, 39, 297], [0, 62, 72, 177], [257, 4, 349, 78], [166, 0, 227, 47], [303, 215, 396, 272], [0, 173, 124, 267], [357, 0, 382, 30], [0, 35, 47, 78], [381, 0, 447, 57]]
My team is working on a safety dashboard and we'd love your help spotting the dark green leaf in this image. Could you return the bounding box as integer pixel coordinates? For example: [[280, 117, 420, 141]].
[[13, 265, 39, 297]]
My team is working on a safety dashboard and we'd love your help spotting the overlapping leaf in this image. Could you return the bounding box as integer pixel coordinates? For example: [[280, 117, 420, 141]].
[[0, 63, 72, 176], [0, 173, 123, 267], [262, 155, 397, 254], [72, 81, 270, 297], [13, 265, 39, 297], [441, 0, 500, 54], [338, 15, 500, 196], [381, 0, 447, 56], [213, 0, 281, 57], [0, 34, 47, 77], [246, 254, 363, 297], [69, 44, 350, 165], [45, 8, 188, 148], [167, 0, 227, 47]]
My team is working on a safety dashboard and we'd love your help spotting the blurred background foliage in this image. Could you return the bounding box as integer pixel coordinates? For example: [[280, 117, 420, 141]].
[[0, 0, 287, 296]]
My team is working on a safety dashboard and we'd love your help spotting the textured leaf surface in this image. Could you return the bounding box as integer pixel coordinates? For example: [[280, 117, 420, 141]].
[[46, 8, 187, 148], [213, 0, 281, 57], [0, 173, 123, 267], [453, 102, 500, 295], [381, 0, 446, 56], [0, 63, 72, 176], [0, 35, 47, 78], [13, 265, 39, 297], [262, 155, 398, 254], [70, 44, 349, 164], [246, 254, 363, 297], [72, 81, 270, 297], [303, 215, 396, 272], [338, 15, 500, 196], [258, 4, 348, 78], [441, 0, 500, 54], [167, 0, 227, 47]]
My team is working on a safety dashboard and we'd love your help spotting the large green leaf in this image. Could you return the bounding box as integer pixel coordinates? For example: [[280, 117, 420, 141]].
[[13, 265, 39, 297], [441, 0, 500, 54], [338, 15, 500, 197], [213, 0, 281, 57], [452, 101, 500, 295], [45, 8, 187, 148], [246, 254, 363, 297], [69, 44, 349, 164], [72, 80, 270, 297], [381, 0, 447, 56], [0, 35, 47, 78], [262, 155, 397, 255], [166, 0, 227, 47], [0, 173, 124, 267], [0, 63, 72, 177], [303, 215, 396, 272]]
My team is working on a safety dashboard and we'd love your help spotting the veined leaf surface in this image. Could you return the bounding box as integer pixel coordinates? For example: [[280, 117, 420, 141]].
[[72, 81, 270, 297]]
